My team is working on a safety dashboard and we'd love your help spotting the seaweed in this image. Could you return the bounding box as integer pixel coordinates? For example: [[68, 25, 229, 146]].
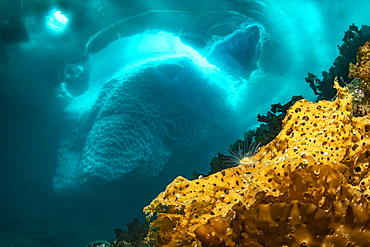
[[202, 95, 303, 176], [250, 95, 304, 146], [111, 218, 152, 247], [306, 24, 370, 100]]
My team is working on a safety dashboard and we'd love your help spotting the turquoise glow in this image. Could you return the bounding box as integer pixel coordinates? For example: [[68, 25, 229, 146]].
[[47, 10, 69, 32]]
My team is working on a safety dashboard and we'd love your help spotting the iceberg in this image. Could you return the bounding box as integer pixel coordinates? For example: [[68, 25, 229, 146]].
[[54, 32, 241, 191], [53, 0, 331, 192]]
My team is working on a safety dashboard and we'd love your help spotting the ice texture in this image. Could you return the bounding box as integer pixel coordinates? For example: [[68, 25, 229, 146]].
[[54, 32, 239, 191]]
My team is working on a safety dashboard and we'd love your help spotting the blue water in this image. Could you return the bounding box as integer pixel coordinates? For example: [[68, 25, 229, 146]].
[[0, 0, 368, 246]]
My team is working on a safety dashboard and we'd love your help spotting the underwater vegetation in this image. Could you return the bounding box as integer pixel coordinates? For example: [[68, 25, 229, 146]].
[[195, 140, 261, 177], [197, 96, 303, 176], [348, 40, 370, 117], [305, 24, 370, 101], [142, 37, 370, 246], [203, 24, 370, 177], [245, 95, 305, 147], [254, 24, 370, 145], [111, 218, 150, 247]]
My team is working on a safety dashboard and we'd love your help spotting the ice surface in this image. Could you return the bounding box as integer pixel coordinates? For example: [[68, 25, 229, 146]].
[[54, 32, 240, 191], [207, 24, 263, 79]]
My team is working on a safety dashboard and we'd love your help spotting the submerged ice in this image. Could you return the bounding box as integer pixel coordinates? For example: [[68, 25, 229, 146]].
[[207, 24, 262, 79], [54, 32, 245, 191], [52, 0, 329, 192]]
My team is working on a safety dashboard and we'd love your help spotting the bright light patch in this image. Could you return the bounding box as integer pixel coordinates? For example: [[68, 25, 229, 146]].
[[47, 10, 69, 32]]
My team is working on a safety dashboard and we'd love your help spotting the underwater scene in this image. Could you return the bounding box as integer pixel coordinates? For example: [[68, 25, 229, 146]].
[[1, 0, 370, 246]]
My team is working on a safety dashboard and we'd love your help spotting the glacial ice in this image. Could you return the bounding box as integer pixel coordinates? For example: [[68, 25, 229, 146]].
[[54, 32, 240, 191], [53, 0, 327, 191]]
